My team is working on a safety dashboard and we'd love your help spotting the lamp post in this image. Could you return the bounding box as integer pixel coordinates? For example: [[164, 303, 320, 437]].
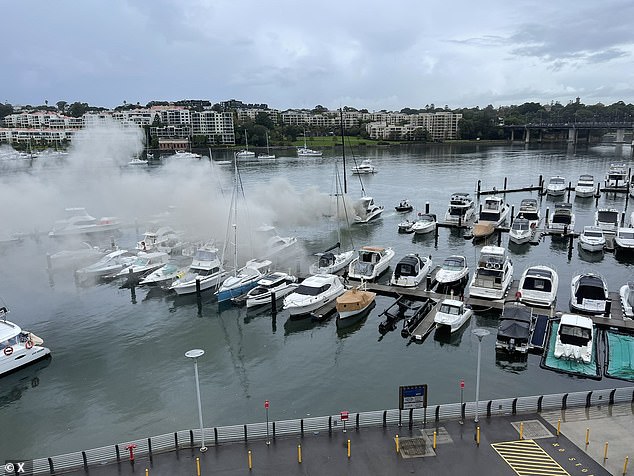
[[472, 328, 490, 424], [185, 349, 207, 452]]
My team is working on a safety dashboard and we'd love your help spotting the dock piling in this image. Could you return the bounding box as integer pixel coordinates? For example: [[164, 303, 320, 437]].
[[503, 177, 508, 190], [425, 202, 430, 214], [195, 278, 201, 297], [196, 457, 201, 476], [624, 455, 629, 475], [270, 291, 277, 316], [567, 181, 572, 201], [510, 205, 515, 226]]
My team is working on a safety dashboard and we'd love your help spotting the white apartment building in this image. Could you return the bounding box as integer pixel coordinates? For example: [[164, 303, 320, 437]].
[[366, 112, 462, 141], [236, 108, 279, 124], [191, 111, 235, 144]]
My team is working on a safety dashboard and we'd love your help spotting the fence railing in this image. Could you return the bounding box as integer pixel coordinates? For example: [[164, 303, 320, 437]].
[[30, 386, 634, 474]]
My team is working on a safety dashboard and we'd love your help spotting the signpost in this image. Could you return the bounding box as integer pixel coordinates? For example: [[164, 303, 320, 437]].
[[340, 410, 349, 433], [398, 384, 428, 427], [460, 379, 465, 424]]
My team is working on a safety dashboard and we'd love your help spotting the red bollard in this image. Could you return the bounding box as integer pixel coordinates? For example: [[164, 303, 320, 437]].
[[126, 444, 137, 463]]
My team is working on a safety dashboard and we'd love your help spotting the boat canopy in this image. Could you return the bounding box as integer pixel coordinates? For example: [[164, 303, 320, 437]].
[[394, 255, 422, 278]]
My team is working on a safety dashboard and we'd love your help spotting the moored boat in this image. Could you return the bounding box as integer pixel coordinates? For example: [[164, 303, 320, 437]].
[[554, 314, 594, 364], [579, 226, 606, 253], [389, 254, 432, 287], [517, 265, 558, 308], [336, 285, 377, 325], [546, 202, 575, 234], [569, 273, 609, 315], [76, 249, 136, 279], [468, 246, 514, 301], [170, 245, 227, 295], [49, 207, 120, 238], [604, 163, 629, 190], [245, 272, 298, 308], [619, 282, 634, 319], [595, 208, 620, 235], [444, 193, 475, 225], [282, 274, 344, 317], [508, 218, 531, 245], [546, 176, 567, 196], [575, 174, 595, 198], [139, 262, 188, 287], [434, 299, 472, 333], [435, 255, 469, 294], [496, 302, 533, 354], [615, 227, 634, 251], [0, 307, 51, 376], [216, 258, 272, 303], [411, 214, 437, 235], [348, 246, 395, 281]]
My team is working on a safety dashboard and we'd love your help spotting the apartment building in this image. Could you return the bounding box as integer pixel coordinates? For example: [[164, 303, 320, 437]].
[[191, 111, 235, 144], [366, 111, 462, 141]]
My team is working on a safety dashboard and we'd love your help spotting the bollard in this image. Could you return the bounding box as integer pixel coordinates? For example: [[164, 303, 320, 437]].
[[196, 457, 201, 476], [433, 431, 437, 449], [476, 427, 480, 446], [298, 445, 302, 464], [519, 422, 524, 440], [504, 177, 507, 190], [145, 469, 149, 476], [248, 450, 252, 470], [347, 439, 351, 459], [126, 444, 137, 463], [586, 428, 590, 446], [604, 442, 609, 462], [395, 434, 399, 453], [557, 419, 561, 436], [477, 180, 481, 196], [425, 202, 430, 214], [624, 456, 629, 475], [510, 205, 515, 226]]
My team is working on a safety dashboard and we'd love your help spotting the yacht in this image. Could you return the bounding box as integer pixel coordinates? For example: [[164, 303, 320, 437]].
[[0, 307, 50, 376], [619, 282, 634, 319], [615, 226, 634, 250], [575, 174, 595, 198], [76, 250, 136, 279], [604, 163, 629, 190], [136, 227, 182, 254], [351, 159, 377, 174], [570, 273, 609, 315], [595, 208, 620, 235], [283, 274, 344, 317], [495, 302, 533, 354], [245, 272, 298, 308], [546, 203, 575, 234], [297, 132, 322, 157], [579, 226, 606, 253], [170, 245, 227, 295], [435, 255, 469, 293], [114, 252, 170, 279], [172, 150, 202, 160], [508, 218, 532, 245], [353, 196, 384, 223], [139, 263, 188, 287], [309, 249, 355, 275], [216, 258, 272, 303], [127, 158, 148, 166], [554, 314, 594, 364], [516, 198, 541, 228], [477, 196, 510, 227], [389, 254, 432, 287], [411, 214, 437, 235], [348, 246, 395, 281], [434, 299, 472, 334], [444, 193, 475, 225], [49, 208, 121, 237], [517, 265, 558, 308], [468, 246, 514, 301], [256, 226, 298, 259], [257, 132, 275, 160], [546, 176, 567, 196], [49, 242, 104, 269]]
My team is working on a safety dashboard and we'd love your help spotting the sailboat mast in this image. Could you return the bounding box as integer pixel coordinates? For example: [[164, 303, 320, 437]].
[[232, 156, 239, 274], [340, 109, 347, 194]]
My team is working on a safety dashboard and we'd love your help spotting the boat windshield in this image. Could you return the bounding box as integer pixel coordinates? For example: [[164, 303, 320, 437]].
[[577, 284, 606, 300], [559, 324, 591, 346], [439, 304, 461, 315], [550, 178, 565, 185], [512, 221, 529, 231], [552, 214, 571, 224], [619, 231, 634, 239], [295, 284, 330, 296], [194, 250, 218, 261], [442, 257, 465, 270], [584, 230, 603, 238], [522, 277, 552, 292], [132, 257, 150, 266], [449, 207, 469, 216], [518, 211, 539, 221], [479, 211, 501, 222], [597, 211, 618, 223]]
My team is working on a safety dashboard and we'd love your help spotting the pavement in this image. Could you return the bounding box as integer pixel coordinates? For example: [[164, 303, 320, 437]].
[[63, 403, 634, 476]]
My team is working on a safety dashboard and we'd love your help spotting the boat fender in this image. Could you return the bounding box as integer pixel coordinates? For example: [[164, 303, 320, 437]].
[[515, 291, 522, 301], [485, 263, 493, 269], [25, 340, 33, 349], [494, 263, 501, 269], [3, 346, 13, 356]]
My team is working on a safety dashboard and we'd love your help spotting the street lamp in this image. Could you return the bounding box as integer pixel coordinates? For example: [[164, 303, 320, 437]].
[[185, 349, 207, 452], [472, 328, 490, 423]]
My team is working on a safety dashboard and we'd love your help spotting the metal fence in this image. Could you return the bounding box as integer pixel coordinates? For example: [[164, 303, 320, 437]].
[[30, 386, 634, 474]]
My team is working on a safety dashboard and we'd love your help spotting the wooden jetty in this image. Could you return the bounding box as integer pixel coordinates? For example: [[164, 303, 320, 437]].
[[475, 176, 544, 197]]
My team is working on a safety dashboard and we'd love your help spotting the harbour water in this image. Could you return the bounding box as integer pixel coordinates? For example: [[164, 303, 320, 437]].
[[1, 141, 633, 461]]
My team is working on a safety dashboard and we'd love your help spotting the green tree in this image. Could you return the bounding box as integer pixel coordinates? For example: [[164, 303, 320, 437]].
[[56, 101, 67, 113]]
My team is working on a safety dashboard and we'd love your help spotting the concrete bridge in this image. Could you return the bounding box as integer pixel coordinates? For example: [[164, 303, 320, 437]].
[[503, 121, 634, 144]]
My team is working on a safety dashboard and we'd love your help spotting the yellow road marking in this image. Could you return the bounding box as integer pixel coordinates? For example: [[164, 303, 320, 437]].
[[492, 439, 570, 476]]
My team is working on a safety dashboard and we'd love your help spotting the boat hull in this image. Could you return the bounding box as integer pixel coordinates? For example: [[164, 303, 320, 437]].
[[0, 345, 51, 376]]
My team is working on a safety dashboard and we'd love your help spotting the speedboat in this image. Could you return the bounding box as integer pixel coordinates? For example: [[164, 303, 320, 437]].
[[495, 302, 533, 354], [595, 208, 620, 235], [604, 163, 629, 190], [351, 159, 377, 174], [397, 219, 415, 233], [546, 176, 567, 196], [76, 249, 136, 279], [390, 254, 432, 287], [477, 196, 510, 227], [0, 307, 50, 376], [256, 226, 298, 259], [619, 282, 634, 319], [128, 158, 148, 166], [444, 193, 475, 225], [546, 203, 575, 234], [114, 251, 170, 279], [615, 227, 634, 250], [516, 198, 541, 228], [434, 299, 472, 333], [411, 214, 437, 235], [139, 262, 188, 287], [245, 272, 298, 308], [170, 245, 227, 295], [216, 258, 272, 303], [235, 150, 256, 160], [336, 285, 377, 325], [517, 265, 558, 308], [570, 273, 609, 315], [579, 226, 606, 252], [348, 246, 395, 281], [468, 246, 514, 301], [435, 255, 469, 293], [554, 314, 594, 364], [575, 174, 595, 198], [508, 218, 531, 245], [172, 150, 202, 160], [309, 249, 355, 275], [353, 196, 384, 223], [395, 200, 414, 212], [282, 274, 344, 317], [49, 207, 120, 237], [49, 242, 105, 269], [136, 227, 182, 254]]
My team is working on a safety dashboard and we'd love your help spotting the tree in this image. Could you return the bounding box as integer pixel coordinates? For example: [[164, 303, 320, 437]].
[[255, 112, 274, 129], [56, 101, 67, 113], [312, 105, 328, 114], [67, 102, 90, 118], [0, 102, 14, 120]]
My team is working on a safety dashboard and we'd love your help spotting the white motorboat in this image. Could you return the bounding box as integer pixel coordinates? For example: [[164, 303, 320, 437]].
[[348, 246, 395, 281], [395, 199, 414, 212], [619, 282, 634, 319], [76, 249, 136, 279], [114, 251, 170, 279], [546, 202, 575, 234], [495, 302, 533, 354], [257, 133, 275, 160], [297, 132, 322, 157], [579, 226, 606, 253], [517, 265, 558, 308], [48, 242, 105, 269], [477, 196, 510, 227], [630, 181, 634, 199], [434, 299, 472, 333], [397, 219, 415, 233], [245, 272, 298, 308], [283, 274, 344, 317], [128, 158, 148, 166], [351, 159, 377, 174], [444, 193, 475, 225], [0, 307, 50, 376], [172, 150, 202, 160], [235, 130, 256, 159], [435, 255, 469, 293], [508, 218, 532, 245], [595, 208, 620, 235], [136, 226, 182, 253], [216, 258, 272, 303], [516, 198, 541, 228], [309, 249, 355, 275], [49, 207, 120, 237], [170, 245, 227, 295], [570, 273, 609, 315], [468, 246, 514, 301], [256, 225, 297, 259], [604, 163, 629, 190], [336, 285, 376, 323], [139, 263, 188, 287], [390, 254, 432, 287], [615, 227, 634, 250], [575, 174, 595, 198], [554, 314, 594, 364], [353, 196, 384, 223], [411, 213, 437, 235], [546, 176, 567, 196]]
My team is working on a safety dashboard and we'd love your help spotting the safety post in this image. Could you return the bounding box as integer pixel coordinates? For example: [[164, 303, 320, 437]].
[[145, 469, 149, 476], [623, 456, 629, 475], [298, 445, 302, 464], [248, 450, 253, 470], [395, 435, 399, 454], [604, 442, 609, 462], [519, 422, 524, 440], [586, 428, 590, 446], [476, 427, 480, 446], [347, 439, 351, 459], [196, 457, 201, 476], [126, 444, 137, 466], [557, 419, 561, 436], [433, 431, 437, 450]]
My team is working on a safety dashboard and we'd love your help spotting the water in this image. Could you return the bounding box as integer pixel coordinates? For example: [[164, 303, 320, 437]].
[[1, 142, 633, 461]]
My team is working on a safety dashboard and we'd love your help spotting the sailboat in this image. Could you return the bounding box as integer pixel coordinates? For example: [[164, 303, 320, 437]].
[[297, 131, 323, 157], [258, 132, 276, 160], [236, 130, 256, 159]]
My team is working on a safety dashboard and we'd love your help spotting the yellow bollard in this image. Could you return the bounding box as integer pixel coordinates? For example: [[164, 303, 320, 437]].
[[395, 434, 399, 454], [476, 427, 480, 446], [624, 455, 629, 475], [347, 439, 351, 459], [433, 431, 437, 450], [248, 450, 252, 470], [557, 419, 561, 436], [298, 445, 302, 464], [586, 428, 590, 446], [196, 457, 201, 476], [145, 469, 149, 476], [604, 442, 609, 462], [519, 422, 524, 440]]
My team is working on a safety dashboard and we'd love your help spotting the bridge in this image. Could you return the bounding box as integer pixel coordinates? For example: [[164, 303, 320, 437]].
[[503, 121, 634, 145]]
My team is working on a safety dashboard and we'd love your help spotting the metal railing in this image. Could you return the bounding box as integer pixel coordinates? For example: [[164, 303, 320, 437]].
[[29, 386, 634, 474]]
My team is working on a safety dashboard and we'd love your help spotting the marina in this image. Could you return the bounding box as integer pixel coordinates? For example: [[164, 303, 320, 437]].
[[1, 141, 634, 462]]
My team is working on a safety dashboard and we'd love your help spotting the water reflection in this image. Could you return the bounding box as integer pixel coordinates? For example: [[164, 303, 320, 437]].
[[283, 315, 333, 335], [0, 357, 52, 408], [577, 244, 605, 263], [433, 322, 469, 347], [495, 350, 528, 373], [335, 301, 375, 338]]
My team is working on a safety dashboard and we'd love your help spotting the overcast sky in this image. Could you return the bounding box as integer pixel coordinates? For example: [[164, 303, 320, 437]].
[[3, 0, 633, 111]]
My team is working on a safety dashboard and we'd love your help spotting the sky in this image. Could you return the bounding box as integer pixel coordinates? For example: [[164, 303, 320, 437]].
[[3, 0, 634, 111]]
